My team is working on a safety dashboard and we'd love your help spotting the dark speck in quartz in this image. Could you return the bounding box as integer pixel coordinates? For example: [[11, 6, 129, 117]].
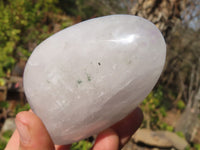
[[87, 74, 91, 81], [77, 80, 82, 84]]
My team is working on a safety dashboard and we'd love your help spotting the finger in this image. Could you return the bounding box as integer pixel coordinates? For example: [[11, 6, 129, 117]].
[[15, 111, 55, 150], [55, 144, 71, 150], [111, 107, 143, 148], [92, 128, 119, 150]]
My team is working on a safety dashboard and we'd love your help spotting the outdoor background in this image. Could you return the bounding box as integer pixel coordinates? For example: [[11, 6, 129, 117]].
[[0, 0, 200, 149]]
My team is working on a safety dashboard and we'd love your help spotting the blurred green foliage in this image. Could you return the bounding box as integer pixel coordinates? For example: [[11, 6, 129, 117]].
[[0, 0, 73, 78], [0, 78, 6, 86], [14, 103, 31, 114], [0, 130, 13, 150], [58, 0, 128, 20], [71, 140, 92, 150], [176, 131, 186, 138], [2, 130, 13, 141], [141, 86, 171, 129], [177, 99, 186, 110], [59, 0, 100, 19], [194, 144, 200, 150], [0, 101, 9, 109], [0, 140, 6, 150], [159, 122, 174, 132]]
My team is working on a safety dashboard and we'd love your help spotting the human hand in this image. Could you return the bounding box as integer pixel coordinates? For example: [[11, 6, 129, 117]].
[[5, 107, 143, 150]]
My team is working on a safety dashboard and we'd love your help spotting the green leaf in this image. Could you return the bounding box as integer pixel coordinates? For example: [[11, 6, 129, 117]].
[[177, 100, 185, 110], [0, 101, 9, 109], [0, 78, 6, 86]]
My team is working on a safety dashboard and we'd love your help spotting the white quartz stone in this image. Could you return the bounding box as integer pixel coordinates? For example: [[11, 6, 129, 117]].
[[23, 15, 166, 145]]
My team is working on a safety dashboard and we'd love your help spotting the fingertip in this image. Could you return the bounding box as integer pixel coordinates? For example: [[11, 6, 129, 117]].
[[55, 144, 71, 150], [93, 128, 119, 150], [15, 111, 31, 124], [133, 107, 144, 126], [15, 111, 55, 150], [111, 107, 143, 147]]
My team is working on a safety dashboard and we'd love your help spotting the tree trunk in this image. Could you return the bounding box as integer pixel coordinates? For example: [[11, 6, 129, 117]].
[[130, 0, 186, 37], [175, 87, 200, 142]]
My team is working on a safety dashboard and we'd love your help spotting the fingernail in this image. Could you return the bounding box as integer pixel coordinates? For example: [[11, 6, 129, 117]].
[[15, 118, 31, 145]]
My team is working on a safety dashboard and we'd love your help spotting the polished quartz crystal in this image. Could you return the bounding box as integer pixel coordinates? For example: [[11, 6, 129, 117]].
[[23, 15, 166, 145]]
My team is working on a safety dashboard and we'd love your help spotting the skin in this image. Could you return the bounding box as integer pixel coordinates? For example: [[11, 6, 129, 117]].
[[5, 107, 143, 150]]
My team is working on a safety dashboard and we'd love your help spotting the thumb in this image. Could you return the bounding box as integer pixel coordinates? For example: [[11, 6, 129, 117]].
[[15, 111, 55, 150]]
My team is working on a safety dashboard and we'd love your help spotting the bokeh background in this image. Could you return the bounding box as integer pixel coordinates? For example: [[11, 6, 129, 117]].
[[0, 0, 200, 149]]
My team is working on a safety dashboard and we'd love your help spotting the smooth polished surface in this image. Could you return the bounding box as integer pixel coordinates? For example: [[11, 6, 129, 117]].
[[23, 15, 166, 145]]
